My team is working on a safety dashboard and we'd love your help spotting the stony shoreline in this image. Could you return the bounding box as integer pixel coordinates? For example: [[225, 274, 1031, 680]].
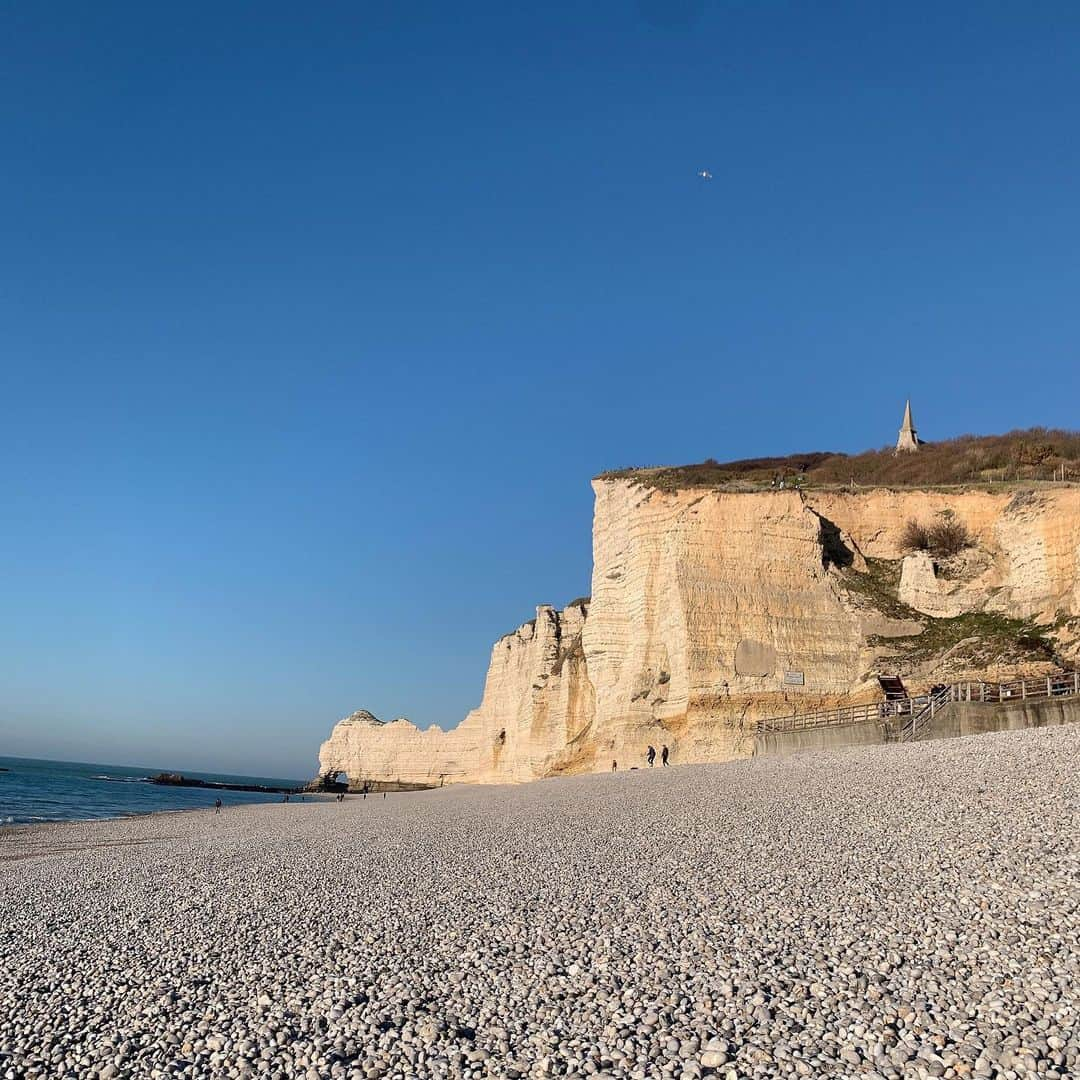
[[2, 726, 1077, 1079], [0, 792, 337, 849]]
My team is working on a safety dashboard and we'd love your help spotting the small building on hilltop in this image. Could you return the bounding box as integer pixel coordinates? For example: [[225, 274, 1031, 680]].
[[896, 399, 920, 453]]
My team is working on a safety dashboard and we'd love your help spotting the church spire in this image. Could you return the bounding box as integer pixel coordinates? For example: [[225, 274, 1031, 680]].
[[896, 399, 920, 453]]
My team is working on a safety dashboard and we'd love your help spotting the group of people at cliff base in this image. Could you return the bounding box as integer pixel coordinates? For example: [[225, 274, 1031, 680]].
[[333, 782, 386, 801], [611, 744, 669, 772]]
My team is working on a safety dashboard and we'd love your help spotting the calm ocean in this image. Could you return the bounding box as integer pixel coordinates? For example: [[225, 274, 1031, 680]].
[[0, 756, 305, 826]]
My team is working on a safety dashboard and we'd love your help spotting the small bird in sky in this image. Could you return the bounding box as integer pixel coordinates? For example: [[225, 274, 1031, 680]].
[[698, 169, 713, 180]]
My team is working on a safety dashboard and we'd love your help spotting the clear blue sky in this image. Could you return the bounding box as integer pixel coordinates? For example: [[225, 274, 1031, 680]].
[[3, 3, 1079, 778]]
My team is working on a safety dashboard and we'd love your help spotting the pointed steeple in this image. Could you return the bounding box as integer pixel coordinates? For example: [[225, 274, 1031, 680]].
[[896, 399, 920, 453]]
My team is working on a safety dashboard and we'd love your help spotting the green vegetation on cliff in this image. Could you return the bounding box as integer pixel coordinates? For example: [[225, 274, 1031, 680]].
[[838, 558, 1057, 669], [600, 428, 1080, 491]]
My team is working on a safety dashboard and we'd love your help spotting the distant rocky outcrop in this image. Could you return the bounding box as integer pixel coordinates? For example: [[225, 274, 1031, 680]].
[[318, 480, 1080, 786], [149, 773, 297, 794]]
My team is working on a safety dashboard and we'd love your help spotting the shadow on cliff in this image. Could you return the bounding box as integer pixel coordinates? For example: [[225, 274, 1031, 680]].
[[812, 511, 857, 570]]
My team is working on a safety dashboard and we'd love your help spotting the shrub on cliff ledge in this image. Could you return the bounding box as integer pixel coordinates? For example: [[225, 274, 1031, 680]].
[[900, 519, 930, 552], [927, 515, 972, 557], [901, 513, 972, 557]]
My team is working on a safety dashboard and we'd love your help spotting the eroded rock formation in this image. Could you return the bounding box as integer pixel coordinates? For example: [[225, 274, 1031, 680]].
[[319, 481, 1080, 786], [319, 602, 592, 787]]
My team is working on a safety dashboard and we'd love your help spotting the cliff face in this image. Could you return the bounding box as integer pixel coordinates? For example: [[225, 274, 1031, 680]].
[[580, 485, 874, 766], [318, 482, 1080, 786], [318, 602, 592, 787], [809, 488, 1080, 619]]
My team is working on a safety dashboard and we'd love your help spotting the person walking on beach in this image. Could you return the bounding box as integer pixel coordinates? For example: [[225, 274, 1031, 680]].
[[661, 745, 669, 766], [611, 759, 618, 773], [646, 745, 656, 767], [214, 798, 222, 814]]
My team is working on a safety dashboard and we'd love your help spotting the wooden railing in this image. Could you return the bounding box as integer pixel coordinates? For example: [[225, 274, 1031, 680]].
[[756, 700, 890, 733], [946, 671, 1080, 705], [757, 670, 1080, 736]]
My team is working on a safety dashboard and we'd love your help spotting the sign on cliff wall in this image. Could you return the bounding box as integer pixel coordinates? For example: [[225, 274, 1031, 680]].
[[783, 670, 805, 686]]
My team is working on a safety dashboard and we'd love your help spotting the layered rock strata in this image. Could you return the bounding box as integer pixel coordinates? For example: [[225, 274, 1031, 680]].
[[319, 482, 1080, 785]]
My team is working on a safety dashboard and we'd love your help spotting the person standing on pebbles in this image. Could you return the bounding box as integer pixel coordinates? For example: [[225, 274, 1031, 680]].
[[214, 798, 222, 814], [661, 745, 669, 766], [611, 759, 618, 773], [646, 745, 656, 767]]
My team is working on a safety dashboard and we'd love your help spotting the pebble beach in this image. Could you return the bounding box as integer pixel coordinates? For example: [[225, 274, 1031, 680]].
[[1, 726, 1077, 1080]]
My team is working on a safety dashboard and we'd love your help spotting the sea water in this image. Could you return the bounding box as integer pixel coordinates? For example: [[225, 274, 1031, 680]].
[[0, 756, 304, 825]]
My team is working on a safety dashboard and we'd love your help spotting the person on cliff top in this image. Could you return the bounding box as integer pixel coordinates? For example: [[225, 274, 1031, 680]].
[[646, 746, 656, 767], [214, 798, 222, 814], [661, 745, 669, 766]]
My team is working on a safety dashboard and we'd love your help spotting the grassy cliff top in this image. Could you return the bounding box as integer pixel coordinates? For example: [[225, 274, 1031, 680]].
[[599, 428, 1080, 492]]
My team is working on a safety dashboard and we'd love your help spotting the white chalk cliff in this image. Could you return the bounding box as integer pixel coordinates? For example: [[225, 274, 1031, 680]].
[[318, 482, 1080, 786]]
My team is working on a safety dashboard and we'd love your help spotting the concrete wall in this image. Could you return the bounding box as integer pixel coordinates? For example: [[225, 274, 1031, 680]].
[[922, 697, 1080, 740], [753, 719, 886, 758], [753, 695, 1080, 758]]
